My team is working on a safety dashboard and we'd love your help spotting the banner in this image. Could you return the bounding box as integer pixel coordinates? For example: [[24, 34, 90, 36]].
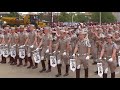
[[70, 59, 76, 72]]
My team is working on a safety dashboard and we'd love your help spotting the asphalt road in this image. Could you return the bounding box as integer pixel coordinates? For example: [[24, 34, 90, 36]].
[[0, 57, 120, 78]]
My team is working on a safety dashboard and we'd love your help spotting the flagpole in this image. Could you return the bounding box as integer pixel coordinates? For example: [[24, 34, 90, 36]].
[[100, 12, 101, 25]]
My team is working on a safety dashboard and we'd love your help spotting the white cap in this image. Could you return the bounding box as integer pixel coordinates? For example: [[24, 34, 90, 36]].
[[11, 27, 15, 30], [4, 27, 9, 30], [19, 25, 24, 28], [44, 27, 50, 30]]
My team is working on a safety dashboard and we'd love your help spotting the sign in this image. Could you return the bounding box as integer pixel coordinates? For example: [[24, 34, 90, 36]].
[[50, 56, 57, 67], [70, 59, 76, 72]]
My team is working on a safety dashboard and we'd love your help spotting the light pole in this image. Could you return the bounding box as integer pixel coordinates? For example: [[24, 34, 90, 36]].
[[51, 12, 53, 27], [100, 12, 101, 25], [72, 13, 77, 24]]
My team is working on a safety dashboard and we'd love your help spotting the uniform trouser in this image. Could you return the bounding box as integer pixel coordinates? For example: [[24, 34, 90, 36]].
[[102, 60, 117, 74], [90, 40, 98, 62], [1, 55, 6, 63], [91, 46, 98, 62], [10, 56, 14, 63], [18, 58, 23, 65], [57, 53, 69, 65], [25, 55, 28, 64], [116, 45, 120, 65], [56, 53, 69, 74], [76, 56, 88, 78], [40, 47, 50, 70]]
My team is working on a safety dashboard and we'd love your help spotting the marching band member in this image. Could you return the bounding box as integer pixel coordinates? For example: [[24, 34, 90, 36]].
[[32, 28, 43, 69], [54, 30, 71, 77], [25, 25, 36, 69], [99, 34, 117, 78], [38, 27, 53, 73], [9, 27, 19, 65], [73, 28, 91, 78], [17, 25, 28, 67], [1, 27, 11, 64], [112, 31, 120, 67]]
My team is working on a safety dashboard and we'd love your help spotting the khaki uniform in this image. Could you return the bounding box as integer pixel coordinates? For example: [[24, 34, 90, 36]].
[[27, 31, 36, 57], [56, 36, 70, 65], [2, 33, 11, 63], [41, 34, 53, 60], [76, 39, 91, 69], [102, 42, 117, 73], [88, 31, 98, 63], [69, 34, 77, 58], [9, 33, 19, 64], [17, 32, 27, 65], [113, 37, 120, 66]]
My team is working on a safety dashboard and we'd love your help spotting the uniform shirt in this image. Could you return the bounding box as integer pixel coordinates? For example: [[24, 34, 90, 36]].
[[36, 33, 42, 46], [9, 33, 19, 46], [3, 33, 11, 45], [27, 31, 35, 46], [76, 39, 91, 55], [18, 32, 27, 46], [103, 42, 117, 57], [42, 34, 53, 48], [58, 36, 71, 53], [70, 33, 77, 49]]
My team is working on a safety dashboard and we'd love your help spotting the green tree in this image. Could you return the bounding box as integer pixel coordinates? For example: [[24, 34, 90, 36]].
[[58, 12, 70, 22], [91, 12, 117, 23], [74, 13, 89, 22], [6, 12, 20, 17]]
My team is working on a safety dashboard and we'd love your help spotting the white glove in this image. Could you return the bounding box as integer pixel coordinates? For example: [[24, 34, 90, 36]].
[[63, 52, 67, 56], [36, 48, 39, 51], [53, 51, 56, 53], [22, 44, 25, 47], [5, 44, 8, 47], [99, 57, 102, 60], [72, 54, 75, 57], [30, 45, 34, 48], [86, 56, 90, 60], [119, 51, 120, 53], [108, 58, 113, 62], [41, 56, 44, 60], [13, 44, 16, 47], [46, 49, 49, 53]]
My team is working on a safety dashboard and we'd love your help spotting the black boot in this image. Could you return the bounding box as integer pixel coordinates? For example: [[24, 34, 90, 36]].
[[32, 63, 38, 69], [92, 62, 97, 65], [10, 57, 14, 65], [76, 69, 80, 78], [85, 68, 88, 78], [13, 56, 17, 65], [24, 56, 28, 66], [46, 60, 51, 73], [94, 71, 98, 75], [2, 57, 6, 64], [9, 56, 13, 64], [17, 58, 23, 67], [0, 56, 4, 63], [111, 72, 115, 78], [117, 64, 119, 67], [13, 55, 18, 65], [55, 64, 62, 77], [27, 57, 33, 69], [103, 73, 107, 78], [39, 60, 46, 73], [63, 65, 69, 76]]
